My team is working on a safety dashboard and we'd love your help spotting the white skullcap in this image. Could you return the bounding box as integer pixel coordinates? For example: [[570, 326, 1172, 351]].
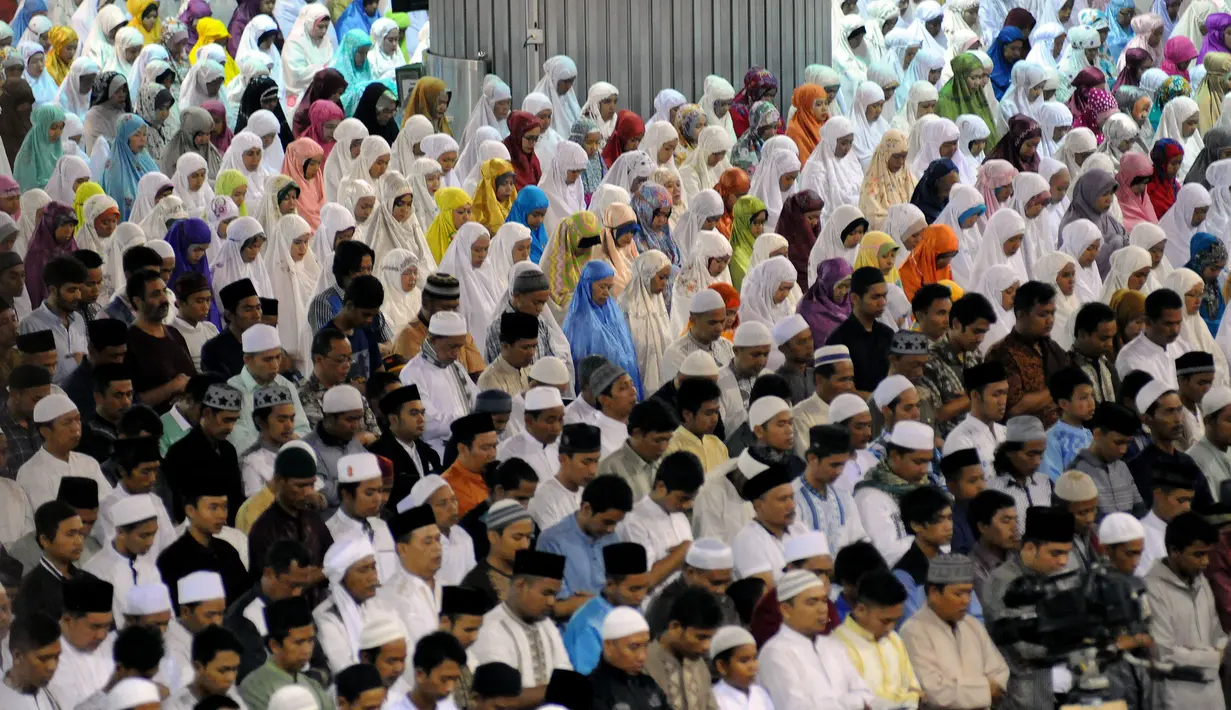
[[736, 449, 770, 476], [888, 420, 934, 451], [242, 323, 281, 353], [777, 568, 824, 600], [685, 537, 735, 570], [708, 625, 756, 660], [600, 607, 650, 640], [1135, 379, 1173, 414], [679, 351, 720, 377], [828, 392, 870, 423], [1054, 470, 1098, 502], [690, 288, 726, 313], [400, 474, 449, 511], [107, 678, 161, 710], [337, 452, 381, 483], [110, 495, 158, 527], [749, 396, 790, 428], [872, 375, 915, 409], [733, 322, 773, 347], [267, 685, 320, 710], [1204, 386, 1231, 417], [771, 314, 809, 345], [323, 536, 377, 585], [1098, 512, 1146, 545], [177, 571, 224, 604], [428, 311, 467, 336], [146, 240, 174, 259], [813, 345, 852, 367], [525, 386, 564, 411], [784, 531, 830, 563], [123, 583, 171, 616], [322, 384, 364, 414], [358, 611, 407, 649], [529, 356, 570, 385], [33, 393, 77, 423]]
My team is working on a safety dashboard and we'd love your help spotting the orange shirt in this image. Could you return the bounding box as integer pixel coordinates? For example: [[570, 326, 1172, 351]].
[[443, 461, 488, 517]]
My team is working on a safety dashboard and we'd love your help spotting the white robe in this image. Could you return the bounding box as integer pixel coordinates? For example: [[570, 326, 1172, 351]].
[[731, 520, 808, 581], [95, 487, 176, 557], [470, 603, 573, 688], [439, 525, 476, 587], [692, 465, 753, 544], [854, 487, 914, 566], [0, 477, 34, 547], [376, 565, 441, 651], [16, 448, 114, 512], [496, 431, 561, 482], [326, 509, 399, 584], [617, 496, 693, 593], [46, 634, 114, 710], [758, 626, 876, 710], [81, 542, 162, 625], [399, 354, 478, 457], [527, 476, 582, 531]]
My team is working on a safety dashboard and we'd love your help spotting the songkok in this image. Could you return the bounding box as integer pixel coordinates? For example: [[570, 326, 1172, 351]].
[[709, 626, 756, 660], [814, 344, 852, 367], [926, 554, 975, 585], [560, 423, 601, 453], [600, 607, 649, 640], [512, 268, 549, 294], [500, 311, 539, 341], [890, 330, 929, 355], [337, 452, 381, 483], [733, 322, 773, 347], [1154, 461, 1198, 490], [828, 392, 869, 423], [525, 386, 564, 411], [264, 596, 314, 631], [452, 413, 496, 443], [1054, 470, 1098, 502], [545, 670, 591, 707], [740, 461, 792, 501], [275, 441, 318, 478], [1135, 379, 1173, 414], [219, 278, 257, 312], [590, 362, 627, 395], [475, 390, 513, 414], [267, 685, 320, 710], [424, 273, 462, 300], [17, 329, 54, 353], [735, 449, 770, 477], [57, 476, 98, 508], [388, 504, 437, 538], [260, 298, 279, 316], [873, 375, 914, 409], [690, 288, 726, 313], [64, 577, 113, 614], [512, 549, 566, 579], [1005, 415, 1046, 442], [241, 323, 280, 353], [441, 585, 494, 616], [254, 384, 294, 409], [110, 495, 158, 527], [484, 499, 531, 531], [428, 311, 467, 336], [107, 678, 161, 710], [603, 542, 648, 576], [963, 362, 1007, 391], [203, 383, 243, 411], [1176, 350, 1215, 375], [358, 611, 406, 649], [784, 531, 830, 563], [472, 662, 523, 699], [808, 424, 851, 457], [679, 351, 719, 377], [529, 356, 570, 385], [33, 393, 76, 423], [772, 314, 809, 345], [749, 395, 790, 428], [322, 384, 364, 414], [1098, 512, 1146, 545], [178, 571, 225, 604], [380, 385, 421, 414], [123, 583, 171, 615], [777, 568, 824, 600], [685, 537, 734, 570], [1024, 506, 1075, 543], [888, 420, 934, 450], [1203, 386, 1231, 417], [402, 474, 449, 511], [324, 537, 377, 584], [940, 448, 980, 478], [87, 319, 128, 348]]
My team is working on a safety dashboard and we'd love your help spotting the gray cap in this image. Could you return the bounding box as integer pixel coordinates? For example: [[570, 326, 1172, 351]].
[[1005, 415, 1046, 442], [926, 553, 975, 585], [483, 500, 532, 531], [203, 383, 243, 412], [475, 390, 513, 415], [590, 362, 628, 397], [254, 384, 294, 409], [777, 569, 824, 601], [512, 269, 550, 294]]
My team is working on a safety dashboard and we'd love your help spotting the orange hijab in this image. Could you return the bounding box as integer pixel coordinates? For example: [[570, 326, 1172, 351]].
[[715, 168, 751, 238], [900, 224, 959, 300], [785, 83, 828, 158]]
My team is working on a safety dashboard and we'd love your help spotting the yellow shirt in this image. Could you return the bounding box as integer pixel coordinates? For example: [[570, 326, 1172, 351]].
[[665, 426, 729, 475], [832, 616, 922, 705], [236, 487, 275, 535]]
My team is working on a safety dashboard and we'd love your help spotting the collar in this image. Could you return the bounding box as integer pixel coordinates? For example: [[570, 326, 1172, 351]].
[[170, 405, 191, 430], [839, 615, 881, 643]]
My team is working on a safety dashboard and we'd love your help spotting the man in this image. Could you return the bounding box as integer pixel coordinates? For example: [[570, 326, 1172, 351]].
[[46, 576, 115, 709], [12, 494, 96, 621], [0, 252, 28, 320], [891, 485, 957, 621], [588, 607, 669, 710], [1137, 462, 1197, 576], [377, 503, 443, 648], [1069, 302, 1121, 404], [564, 355, 608, 427], [886, 329, 936, 427], [592, 362, 638, 458], [943, 361, 1009, 480], [224, 539, 314, 680], [855, 420, 935, 565], [63, 318, 128, 418], [912, 283, 953, 342], [470, 550, 572, 703], [1053, 470, 1100, 575], [18, 255, 89, 384], [399, 311, 479, 457], [737, 387, 807, 475], [124, 270, 197, 412], [758, 569, 876, 708], [1188, 386, 1231, 502], [482, 267, 575, 387], [986, 280, 1070, 427], [478, 312, 538, 396], [237, 596, 333, 710], [391, 272, 480, 377], [943, 448, 986, 554], [538, 474, 634, 602], [561, 542, 650, 673], [202, 279, 263, 380], [461, 498, 535, 605], [403, 474, 475, 586], [327, 452, 397, 582], [661, 288, 735, 384], [644, 537, 737, 637], [442, 413, 499, 517], [1099, 512, 1146, 576], [302, 384, 370, 509], [368, 385, 441, 510], [324, 275, 385, 384], [162, 571, 228, 693], [0, 613, 63, 710], [966, 489, 1018, 602], [664, 378, 727, 473], [308, 239, 391, 336], [102, 245, 160, 324], [71, 624, 164, 710], [618, 451, 703, 594], [17, 329, 57, 377], [1144, 512, 1225, 706], [987, 417, 1053, 532], [315, 537, 390, 673], [227, 323, 311, 456], [1175, 351, 1215, 449], [335, 664, 386, 710], [831, 570, 922, 706], [982, 507, 1075, 710], [866, 375, 927, 465], [504, 356, 572, 440], [731, 460, 807, 581], [1072, 402, 1149, 517], [385, 631, 467, 710], [644, 588, 723, 710], [718, 322, 772, 431], [357, 612, 408, 699], [238, 384, 302, 522], [75, 363, 132, 462], [16, 393, 112, 510], [592, 398, 676, 502], [475, 390, 513, 440], [438, 585, 494, 707], [299, 329, 380, 436], [457, 457, 538, 562], [0, 363, 51, 477], [168, 272, 220, 371], [1128, 379, 1200, 504], [527, 423, 602, 531], [826, 266, 894, 395], [246, 443, 335, 588], [773, 314, 815, 405], [791, 345, 855, 457], [1116, 287, 1184, 390], [159, 373, 223, 456], [163, 382, 246, 523], [795, 424, 867, 551], [498, 386, 564, 480], [899, 554, 1009, 709], [0, 297, 20, 391], [163, 625, 246, 709], [81, 494, 161, 620]]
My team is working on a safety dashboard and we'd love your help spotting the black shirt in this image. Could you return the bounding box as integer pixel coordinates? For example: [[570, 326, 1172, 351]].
[[589, 659, 671, 710], [156, 530, 250, 606], [63, 359, 96, 418], [826, 316, 894, 393], [164, 426, 246, 526], [201, 330, 244, 379], [1127, 443, 1208, 507]]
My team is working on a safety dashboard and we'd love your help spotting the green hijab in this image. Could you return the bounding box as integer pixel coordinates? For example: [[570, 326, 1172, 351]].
[[14, 104, 66, 191], [936, 53, 999, 147], [729, 195, 767, 290]]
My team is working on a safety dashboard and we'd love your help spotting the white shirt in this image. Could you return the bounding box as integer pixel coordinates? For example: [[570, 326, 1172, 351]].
[[1115, 334, 1184, 390], [327, 508, 399, 583], [792, 394, 831, 458], [46, 634, 114, 710], [439, 525, 476, 586], [943, 415, 1007, 480], [399, 354, 479, 456], [0, 683, 56, 710], [81, 541, 161, 624], [314, 595, 396, 674], [717, 367, 751, 432], [376, 565, 441, 651], [660, 335, 736, 384], [1136, 511, 1167, 578], [758, 626, 876, 710], [692, 463, 754, 544], [496, 431, 560, 480], [95, 486, 176, 557], [384, 690, 459, 710], [470, 603, 573, 688], [163, 685, 249, 710], [528, 476, 582, 531], [164, 619, 193, 684], [0, 478, 34, 548], [241, 445, 278, 497], [853, 487, 913, 566], [169, 316, 220, 371], [595, 411, 630, 460], [731, 520, 808, 581], [16, 447, 114, 511], [617, 496, 694, 590], [791, 479, 868, 554], [713, 680, 776, 710], [563, 396, 600, 425]]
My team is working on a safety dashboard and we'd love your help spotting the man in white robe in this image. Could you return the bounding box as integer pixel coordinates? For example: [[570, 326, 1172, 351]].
[[16, 393, 113, 510], [660, 289, 736, 386], [162, 625, 249, 710], [617, 451, 703, 596], [855, 420, 937, 566], [943, 362, 1009, 480], [47, 576, 116, 710], [94, 436, 176, 556], [165, 571, 228, 692], [563, 355, 607, 427], [731, 461, 808, 582], [0, 614, 62, 710], [1114, 291, 1185, 390], [401, 475, 476, 586], [82, 493, 162, 625], [527, 423, 602, 531], [497, 387, 565, 480], [399, 311, 478, 457], [693, 450, 763, 544], [314, 536, 394, 675], [377, 503, 443, 650], [327, 452, 398, 583]]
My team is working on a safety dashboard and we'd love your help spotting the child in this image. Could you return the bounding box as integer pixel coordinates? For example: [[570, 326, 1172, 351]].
[[1071, 402, 1148, 518], [1041, 366, 1095, 481], [710, 625, 774, 710], [940, 447, 985, 554], [1175, 351, 1216, 451]]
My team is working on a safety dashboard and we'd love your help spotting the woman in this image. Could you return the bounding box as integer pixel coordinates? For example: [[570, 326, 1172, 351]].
[[1129, 221, 1172, 290], [669, 230, 732, 336], [328, 29, 373, 115], [590, 204, 638, 297], [1155, 96, 1204, 180], [500, 110, 542, 191], [1197, 53, 1231, 132], [799, 117, 863, 220], [909, 159, 960, 223], [1148, 138, 1184, 217], [999, 61, 1048, 128], [898, 223, 958, 299], [480, 221, 531, 297], [135, 84, 173, 165], [540, 210, 601, 316], [1122, 14, 1166, 69], [987, 114, 1043, 172], [277, 137, 322, 230], [281, 4, 335, 109], [974, 264, 1020, 354], [933, 183, 985, 285], [171, 152, 215, 220], [82, 71, 128, 156], [290, 68, 345, 138], [1055, 220, 1103, 305], [1166, 267, 1230, 386], [322, 118, 367, 202], [729, 66, 780, 138], [1094, 113, 1141, 170], [798, 258, 853, 348], [971, 208, 1030, 283], [54, 56, 97, 122], [728, 195, 767, 291], [506, 184, 550, 265], [849, 83, 890, 171], [770, 190, 823, 291], [747, 149, 801, 228], [785, 83, 828, 157], [1162, 36, 1199, 81], [1189, 232, 1228, 333], [1159, 182, 1213, 267], [1116, 152, 1159, 231], [129, 171, 171, 225], [424, 186, 470, 264], [1100, 245, 1154, 301], [471, 158, 516, 237], [210, 215, 273, 302], [218, 131, 272, 210], [159, 106, 221, 180], [13, 103, 64, 191], [859, 129, 915, 231], [737, 255, 798, 327], [102, 113, 157, 220], [1069, 74, 1119, 140], [988, 27, 1028, 100], [562, 258, 642, 393], [680, 125, 734, 201], [672, 190, 722, 269], [537, 142, 587, 241], [376, 248, 421, 334], [24, 202, 77, 305], [630, 182, 677, 268], [403, 75, 451, 136], [618, 249, 672, 394], [936, 53, 999, 145]]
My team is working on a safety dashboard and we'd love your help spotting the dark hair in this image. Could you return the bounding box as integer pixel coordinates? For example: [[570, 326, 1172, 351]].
[[191, 625, 243, 666], [365, 371, 401, 407], [855, 569, 908, 607], [899, 486, 952, 532], [185, 373, 226, 404], [35, 500, 79, 547], [266, 539, 312, 575], [666, 587, 724, 630], [194, 698, 241, 710], [1048, 366, 1092, 404], [332, 240, 374, 285], [577, 355, 609, 392], [10, 613, 63, 654], [627, 398, 678, 436], [344, 274, 385, 310], [44, 255, 89, 289], [676, 377, 722, 417], [113, 625, 165, 672], [1164, 511, 1218, 552], [413, 631, 467, 672], [1074, 302, 1115, 336], [336, 663, 384, 703], [850, 266, 886, 296], [749, 373, 792, 403], [833, 540, 887, 586], [118, 404, 163, 439], [93, 363, 132, 394], [968, 489, 1016, 532], [312, 327, 349, 358], [911, 284, 951, 317], [950, 292, 997, 326], [653, 451, 705, 494], [725, 577, 767, 626], [1121, 370, 1154, 410], [126, 269, 163, 304], [581, 474, 634, 514], [1012, 280, 1054, 314], [72, 249, 103, 270], [1145, 288, 1183, 320], [122, 245, 162, 276], [488, 457, 539, 493]]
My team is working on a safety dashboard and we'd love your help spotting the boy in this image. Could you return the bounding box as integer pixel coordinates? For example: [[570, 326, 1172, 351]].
[[1041, 366, 1095, 481], [710, 625, 773, 710], [1071, 402, 1148, 517], [941, 448, 985, 554], [1176, 351, 1216, 450]]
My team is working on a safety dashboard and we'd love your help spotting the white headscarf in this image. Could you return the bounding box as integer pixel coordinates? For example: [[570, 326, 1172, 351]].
[[339, 135, 392, 204], [218, 131, 274, 209], [480, 222, 531, 297], [205, 195, 240, 264], [82, 5, 124, 70], [322, 119, 369, 202], [246, 111, 287, 176], [339, 178, 376, 240], [322, 537, 376, 664], [833, 16, 871, 109], [1056, 127, 1098, 194], [1025, 23, 1065, 70], [908, 116, 959, 178], [130, 44, 169, 98], [172, 152, 215, 219], [178, 59, 225, 113], [672, 190, 723, 265], [619, 249, 673, 393], [698, 75, 737, 145], [972, 208, 1029, 283], [737, 255, 798, 326], [588, 184, 630, 222], [105, 222, 144, 298], [669, 229, 733, 336], [55, 57, 99, 120], [1059, 218, 1104, 303], [850, 81, 889, 170], [1167, 268, 1231, 387], [1034, 250, 1080, 348], [281, 3, 336, 101], [129, 171, 171, 225], [311, 202, 356, 293], [378, 247, 423, 332], [1128, 222, 1172, 292], [437, 221, 502, 340], [953, 113, 990, 185], [1099, 245, 1153, 301], [1005, 171, 1053, 277], [808, 205, 866, 283], [1155, 97, 1204, 181], [539, 141, 588, 239], [975, 264, 1020, 354], [1037, 101, 1073, 161], [599, 151, 655, 194], [531, 55, 581, 136], [648, 88, 685, 126], [456, 127, 502, 190], [523, 92, 563, 171], [366, 18, 402, 80], [365, 170, 433, 270], [910, 0, 946, 55], [408, 157, 442, 237], [226, 55, 273, 130], [680, 125, 733, 201], [103, 27, 141, 78], [1204, 158, 1231, 236], [61, 113, 84, 157], [74, 193, 117, 256], [266, 213, 320, 371], [421, 133, 460, 189], [19, 42, 56, 107], [1159, 182, 1212, 268], [997, 61, 1047, 132], [211, 215, 274, 304], [580, 81, 620, 141], [800, 116, 864, 220], [933, 183, 984, 285], [641, 121, 684, 187], [235, 15, 285, 107], [138, 194, 187, 241], [392, 114, 433, 174], [13, 189, 50, 257], [45, 155, 92, 205], [892, 81, 938, 133]]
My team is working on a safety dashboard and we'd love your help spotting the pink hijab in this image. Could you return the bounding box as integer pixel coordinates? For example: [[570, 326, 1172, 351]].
[[1161, 36, 1199, 80], [977, 159, 1019, 218], [281, 138, 326, 230], [1116, 152, 1159, 231]]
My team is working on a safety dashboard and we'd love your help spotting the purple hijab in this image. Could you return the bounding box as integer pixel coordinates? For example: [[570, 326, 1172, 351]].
[[180, 0, 213, 45], [165, 217, 222, 328], [1200, 13, 1231, 61], [798, 258, 853, 348], [24, 202, 78, 306]]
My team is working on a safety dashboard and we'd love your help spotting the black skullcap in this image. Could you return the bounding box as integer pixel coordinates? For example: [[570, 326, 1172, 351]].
[[63, 577, 114, 614], [9, 364, 51, 390], [602, 542, 648, 577], [1093, 402, 1139, 436], [219, 278, 257, 312], [474, 390, 513, 415], [113, 436, 161, 466], [577, 235, 601, 249], [545, 670, 592, 710], [559, 423, 601, 454], [17, 329, 55, 354], [449, 413, 496, 440], [388, 504, 436, 540], [182, 469, 232, 498], [263, 596, 314, 631], [499, 311, 539, 343], [1153, 461, 1199, 491], [512, 549, 566, 580], [807, 424, 852, 458], [440, 585, 495, 616], [940, 448, 981, 478], [57, 476, 98, 509], [274, 444, 318, 479], [336, 664, 384, 701], [472, 662, 523, 699], [963, 362, 1007, 391], [0, 252, 21, 272], [1177, 350, 1216, 376], [423, 273, 461, 300], [741, 461, 793, 502], [86, 319, 128, 348], [1024, 506, 1076, 543], [259, 297, 279, 316], [380, 385, 421, 415]]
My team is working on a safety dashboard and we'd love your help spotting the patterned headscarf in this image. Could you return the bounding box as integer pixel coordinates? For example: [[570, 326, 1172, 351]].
[[631, 182, 677, 266], [541, 210, 602, 309], [1185, 231, 1228, 328], [569, 117, 605, 196], [730, 101, 782, 173], [730, 66, 780, 132], [1151, 75, 1192, 128]]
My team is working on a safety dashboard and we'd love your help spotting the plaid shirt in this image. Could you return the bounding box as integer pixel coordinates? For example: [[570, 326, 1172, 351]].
[[920, 334, 983, 438], [0, 401, 41, 480], [297, 374, 380, 435], [307, 285, 393, 341]]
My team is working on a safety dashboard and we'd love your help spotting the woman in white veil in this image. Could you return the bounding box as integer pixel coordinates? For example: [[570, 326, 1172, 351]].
[[246, 110, 287, 175], [933, 183, 985, 286], [1034, 251, 1081, 349], [970, 209, 1029, 284], [266, 213, 320, 373], [218, 132, 274, 209], [580, 81, 620, 144], [377, 248, 423, 333], [737, 255, 799, 326], [530, 55, 582, 136], [55, 56, 98, 121], [799, 116, 863, 219], [1167, 268, 1231, 387], [748, 149, 802, 227], [460, 138, 509, 196], [679, 125, 734, 201], [408, 157, 442, 239], [365, 170, 433, 269], [322, 118, 368, 202], [210, 215, 274, 306], [456, 126, 501, 188], [479, 222, 531, 297], [281, 3, 335, 111], [235, 15, 285, 107], [974, 264, 1020, 355], [539, 141, 589, 239], [312, 202, 356, 293], [436, 221, 502, 349], [669, 230, 732, 336], [618, 249, 673, 394], [698, 75, 737, 144]]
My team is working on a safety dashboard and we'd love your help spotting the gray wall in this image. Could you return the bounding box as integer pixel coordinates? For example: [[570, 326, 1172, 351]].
[[427, 0, 833, 119]]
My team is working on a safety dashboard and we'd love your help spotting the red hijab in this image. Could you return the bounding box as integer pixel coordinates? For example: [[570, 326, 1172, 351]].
[[503, 111, 543, 190], [714, 168, 751, 238], [601, 110, 646, 169]]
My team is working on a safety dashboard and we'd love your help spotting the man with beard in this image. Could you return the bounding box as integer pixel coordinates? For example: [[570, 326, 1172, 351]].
[[17, 256, 89, 385], [124, 270, 196, 414]]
